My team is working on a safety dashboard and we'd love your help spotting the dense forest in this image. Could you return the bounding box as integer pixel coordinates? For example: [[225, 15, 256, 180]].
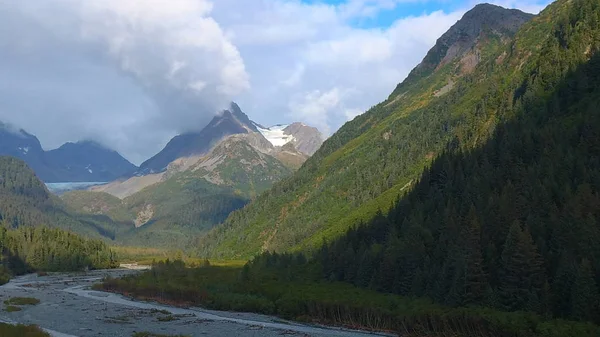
[[0, 157, 118, 281], [0, 226, 118, 281], [261, 0, 600, 326], [0, 156, 126, 240]]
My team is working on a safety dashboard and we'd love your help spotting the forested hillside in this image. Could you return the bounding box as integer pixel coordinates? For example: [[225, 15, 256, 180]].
[[258, 0, 600, 325], [199, 3, 536, 258], [0, 226, 118, 281], [0, 156, 118, 280], [0, 156, 127, 240]]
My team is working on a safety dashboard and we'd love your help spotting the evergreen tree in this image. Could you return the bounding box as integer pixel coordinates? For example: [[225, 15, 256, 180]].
[[571, 259, 600, 323]]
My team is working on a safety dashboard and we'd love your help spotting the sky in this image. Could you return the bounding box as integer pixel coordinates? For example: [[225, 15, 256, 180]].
[[0, 0, 551, 164]]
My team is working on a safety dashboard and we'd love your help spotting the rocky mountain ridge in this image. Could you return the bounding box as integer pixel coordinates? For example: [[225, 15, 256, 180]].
[[0, 123, 136, 183]]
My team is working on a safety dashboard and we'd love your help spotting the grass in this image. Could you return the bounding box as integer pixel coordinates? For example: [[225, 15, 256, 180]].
[[132, 333, 190, 337], [0, 323, 49, 336], [156, 315, 178, 322], [4, 297, 40, 305], [4, 305, 22, 312]]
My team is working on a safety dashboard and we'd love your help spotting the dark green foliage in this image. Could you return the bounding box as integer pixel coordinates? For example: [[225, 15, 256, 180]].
[[0, 226, 118, 275], [0, 156, 125, 240], [570, 259, 600, 322], [101, 258, 600, 337], [0, 323, 49, 336], [0, 156, 118, 277], [302, 0, 600, 326]]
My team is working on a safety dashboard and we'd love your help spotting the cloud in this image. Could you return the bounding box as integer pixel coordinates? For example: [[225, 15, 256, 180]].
[[0, 0, 552, 165], [213, 2, 464, 134], [0, 0, 247, 164]]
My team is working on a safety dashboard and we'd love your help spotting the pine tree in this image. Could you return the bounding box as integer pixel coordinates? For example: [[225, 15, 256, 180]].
[[499, 221, 545, 311], [571, 259, 600, 323]]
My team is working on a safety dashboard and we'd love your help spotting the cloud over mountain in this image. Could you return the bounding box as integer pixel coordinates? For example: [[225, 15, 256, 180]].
[[0, 0, 549, 164]]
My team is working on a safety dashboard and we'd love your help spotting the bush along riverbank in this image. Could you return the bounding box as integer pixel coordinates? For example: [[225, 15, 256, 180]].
[[96, 259, 600, 337]]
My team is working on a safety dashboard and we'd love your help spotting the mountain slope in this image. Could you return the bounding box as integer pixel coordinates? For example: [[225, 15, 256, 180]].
[[45, 141, 137, 182], [198, 4, 537, 258], [0, 156, 129, 239], [309, 0, 600, 324], [257, 122, 324, 156], [0, 123, 55, 180], [65, 133, 294, 248], [137, 103, 258, 175], [0, 123, 136, 183]]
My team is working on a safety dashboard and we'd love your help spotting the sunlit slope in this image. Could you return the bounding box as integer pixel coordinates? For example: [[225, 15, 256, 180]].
[[200, 4, 537, 258]]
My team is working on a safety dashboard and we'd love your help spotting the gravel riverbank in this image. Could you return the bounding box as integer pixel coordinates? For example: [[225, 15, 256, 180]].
[[0, 270, 394, 337]]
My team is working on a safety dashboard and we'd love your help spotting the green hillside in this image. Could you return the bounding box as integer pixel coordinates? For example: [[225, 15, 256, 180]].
[[0, 156, 125, 240], [312, 0, 600, 322], [63, 136, 292, 248], [0, 157, 118, 279], [199, 4, 538, 258]]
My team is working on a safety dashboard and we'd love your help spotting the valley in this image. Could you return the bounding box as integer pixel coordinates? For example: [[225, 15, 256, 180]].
[[0, 269, 385, 337], [0, 0, 599, 336]]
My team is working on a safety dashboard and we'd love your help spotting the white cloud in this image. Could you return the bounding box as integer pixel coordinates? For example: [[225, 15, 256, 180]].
[[0, 0, 552, 165], [0, 0, 247, 164], [213, 2, 464, 134]]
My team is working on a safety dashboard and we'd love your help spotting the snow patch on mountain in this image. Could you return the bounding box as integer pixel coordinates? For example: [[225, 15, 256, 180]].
[[256, 124, 296, 147]]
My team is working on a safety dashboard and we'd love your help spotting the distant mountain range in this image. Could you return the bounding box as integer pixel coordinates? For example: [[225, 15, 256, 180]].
[[0, 123, 136, 183], [0, 102, 323, 187], [58, 103, 323, 248]]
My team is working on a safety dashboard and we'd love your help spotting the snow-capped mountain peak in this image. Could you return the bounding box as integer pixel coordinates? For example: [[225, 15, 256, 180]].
[[256, 124, 296, 147]]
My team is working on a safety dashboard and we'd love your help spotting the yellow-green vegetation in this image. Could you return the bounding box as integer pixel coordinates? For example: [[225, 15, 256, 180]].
[[61, 190, 134, 224], [198, 4, 539, 259], [112, 246, 245, 267], [0, 156, 123, 240], [0, 323, 49, 336], [5, 297, 40, 305], [4, 305, 22, 312], [0, 226, 118, 276], [100, 260, 600, 337]]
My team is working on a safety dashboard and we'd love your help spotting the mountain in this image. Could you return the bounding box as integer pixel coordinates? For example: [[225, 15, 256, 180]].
[[257, 122, 324, 156], [0, 123, 136, 183], [288, 0, 600, 326], [137, 102, 259, 175], [45, 140, 137, 182], [198, 4, 537, 258], [0, 156, 130, 239], [0, 123, 54, 180], [67, 133, 294, 249], [63, 103, 322, 248]]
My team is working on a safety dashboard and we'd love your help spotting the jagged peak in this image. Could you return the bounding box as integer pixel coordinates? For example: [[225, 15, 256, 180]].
[[390, 3, 533, 98]]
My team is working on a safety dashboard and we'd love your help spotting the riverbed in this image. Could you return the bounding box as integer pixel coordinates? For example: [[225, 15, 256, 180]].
[[0, 270, 393, 337]]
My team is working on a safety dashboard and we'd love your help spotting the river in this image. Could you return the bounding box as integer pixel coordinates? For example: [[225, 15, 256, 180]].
[[0, 269, 394, 337]]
